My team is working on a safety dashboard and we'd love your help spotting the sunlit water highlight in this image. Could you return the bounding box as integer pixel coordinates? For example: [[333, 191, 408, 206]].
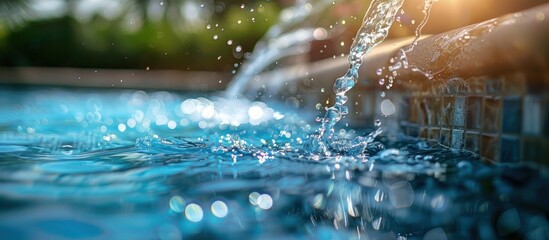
[[0, 88, 548, 239]]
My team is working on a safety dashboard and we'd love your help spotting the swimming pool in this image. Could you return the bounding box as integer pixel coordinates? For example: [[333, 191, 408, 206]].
[[0, 86, 548, 239]]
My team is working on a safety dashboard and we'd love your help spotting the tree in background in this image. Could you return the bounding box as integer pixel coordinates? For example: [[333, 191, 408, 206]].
[[0, 0, 280, 71]]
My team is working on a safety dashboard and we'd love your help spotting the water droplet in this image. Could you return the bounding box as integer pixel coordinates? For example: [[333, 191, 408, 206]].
[[313, 28, 328, 40], [313, 194, 324, 209], [374, 119, 381, 127], [372, 217, 382, 230], [381, 99, 396, 116]]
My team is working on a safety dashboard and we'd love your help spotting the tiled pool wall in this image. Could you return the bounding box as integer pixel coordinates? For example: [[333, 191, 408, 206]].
[[250, 71, 549, 165], [349, 72, 549, 165]]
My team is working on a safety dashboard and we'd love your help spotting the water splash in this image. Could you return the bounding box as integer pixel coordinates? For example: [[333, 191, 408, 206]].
[[309, 0, 405, 156], [431, 18, 499, 65], [408, 0, 437, 52], [377, 0, 438, 87], [225, 0, 335, 97], [225, 28, 318, 97], [1, 88, 549, 239]]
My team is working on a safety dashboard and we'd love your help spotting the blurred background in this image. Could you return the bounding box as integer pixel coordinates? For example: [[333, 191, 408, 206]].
[[1, 0, 548, 73]]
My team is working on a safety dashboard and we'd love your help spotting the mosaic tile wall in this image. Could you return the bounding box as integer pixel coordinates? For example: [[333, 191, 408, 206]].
[[388, 73, 549, 164], [256, 70, 548, 165]]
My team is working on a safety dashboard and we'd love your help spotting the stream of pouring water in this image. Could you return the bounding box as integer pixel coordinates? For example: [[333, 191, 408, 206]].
[[225, 0, 335, 97], [380, 0, 437, 85], [225, 0, 437, 157], [309, 0, 405, 156]]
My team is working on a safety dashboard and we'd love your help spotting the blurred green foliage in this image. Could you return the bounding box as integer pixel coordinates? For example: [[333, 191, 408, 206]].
[[0, 1, 280, 71]]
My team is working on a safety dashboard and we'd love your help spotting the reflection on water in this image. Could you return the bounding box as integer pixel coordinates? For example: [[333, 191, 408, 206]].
[[0, 87, 548, 239]]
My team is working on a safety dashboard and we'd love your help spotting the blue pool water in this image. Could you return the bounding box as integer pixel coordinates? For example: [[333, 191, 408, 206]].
[[0, 87, 548, 239]]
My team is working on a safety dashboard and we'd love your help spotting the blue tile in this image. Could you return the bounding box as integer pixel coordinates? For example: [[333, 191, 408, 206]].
[[522, 95, 542, 136], [481, 135, 498, 160], [442, 97, 454, 127], [502, 97, 522, 134], [467, 97, 482, 130], [441, 129, 451, 146], [522, 138, 542, 163], [452, 129, 464, 149], [500, 137, 520, 163], [545, 98, 549, 138], [453, 96, 466, 127], [482, 98, 501, 133], [465, 133, 480, 154]]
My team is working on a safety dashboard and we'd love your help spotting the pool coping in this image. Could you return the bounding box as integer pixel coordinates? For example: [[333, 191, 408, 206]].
[[0, 67, 230, 91]]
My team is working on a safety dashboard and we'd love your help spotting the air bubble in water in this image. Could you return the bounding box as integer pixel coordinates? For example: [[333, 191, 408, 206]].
[[376, 68, 383, 76]]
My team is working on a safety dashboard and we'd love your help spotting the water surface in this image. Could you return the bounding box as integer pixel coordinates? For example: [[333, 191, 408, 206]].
[[0, 87, 548, 240]]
